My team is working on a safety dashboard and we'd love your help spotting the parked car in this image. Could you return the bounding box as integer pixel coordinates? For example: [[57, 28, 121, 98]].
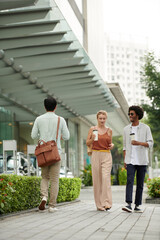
[[60, 166, 74, 178], [30, 156, 42, 176], [30, 156, 37, 169]]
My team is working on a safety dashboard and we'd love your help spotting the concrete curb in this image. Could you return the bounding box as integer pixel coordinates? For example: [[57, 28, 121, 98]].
[[0, 199, 80, 220], [145, 197, 160, 204]]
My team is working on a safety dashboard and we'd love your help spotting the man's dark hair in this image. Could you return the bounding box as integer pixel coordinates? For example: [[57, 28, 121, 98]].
[[44, 97, 57, 111], [128, 105, 144, 120]]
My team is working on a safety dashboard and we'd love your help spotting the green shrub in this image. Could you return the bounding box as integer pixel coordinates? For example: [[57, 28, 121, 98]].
[[0, 174, 81, 214], [80, 164, 92, 186], [118, 167, 149, 185], [118, 167, 137, 185], [144, 173, 149, 183], [80, 164, 115, 186], [111, 175, 115, 185], [147, 177, 160, 198], [0, 175, 41, 214], [118, 167, 127, 185], [57, 178, 81, 202]]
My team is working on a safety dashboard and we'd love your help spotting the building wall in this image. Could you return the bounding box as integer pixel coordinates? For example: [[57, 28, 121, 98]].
[[67, 117, 91, 176], [105, 34, 149, 105], [86, 0, 106, 79], [55, 0, 83, 45], [55, 0, 106, 80]]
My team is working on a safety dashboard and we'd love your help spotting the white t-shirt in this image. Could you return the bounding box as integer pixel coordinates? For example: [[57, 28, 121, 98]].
[[130, 126, 139, 165]]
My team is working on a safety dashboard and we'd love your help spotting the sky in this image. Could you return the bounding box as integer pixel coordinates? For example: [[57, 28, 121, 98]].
[[103, 0, 160, 54]]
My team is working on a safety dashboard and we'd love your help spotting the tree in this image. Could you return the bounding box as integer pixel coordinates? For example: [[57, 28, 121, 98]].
[[112, 135, 123, 165], [141, 52, 160, 154], [111, 135, 124, 185]]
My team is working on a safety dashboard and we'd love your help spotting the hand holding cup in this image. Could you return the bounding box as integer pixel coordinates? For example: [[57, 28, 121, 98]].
[[93, 130, 98, 141]]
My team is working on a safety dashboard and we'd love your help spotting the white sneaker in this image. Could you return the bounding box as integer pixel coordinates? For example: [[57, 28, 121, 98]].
[[39, 196, 47, 211], [48, 207, 58, 213]]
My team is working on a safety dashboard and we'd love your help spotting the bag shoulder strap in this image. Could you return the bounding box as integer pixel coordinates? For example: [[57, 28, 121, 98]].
[[56, 116, 60, 142], [106, 127, 110, 133]]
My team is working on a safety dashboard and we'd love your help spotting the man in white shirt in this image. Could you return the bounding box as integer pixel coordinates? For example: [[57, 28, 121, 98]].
[[122, 106, 153, 213], [31, 97, 70, 213]]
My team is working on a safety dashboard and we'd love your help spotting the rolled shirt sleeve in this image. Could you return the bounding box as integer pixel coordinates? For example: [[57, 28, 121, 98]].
[[61, 118, 70, 140], [31, 118, 39, 139], [123, 129, 126, 151], [146, 125, 154, 148]]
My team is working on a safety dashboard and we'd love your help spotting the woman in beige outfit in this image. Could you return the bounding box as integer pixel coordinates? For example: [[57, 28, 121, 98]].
[[86, 110, 114, 211]]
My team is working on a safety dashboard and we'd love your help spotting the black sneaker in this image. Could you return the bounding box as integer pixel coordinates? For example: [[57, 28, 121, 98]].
[[122, 205, 132, 212], [134, 206, 143, 213]]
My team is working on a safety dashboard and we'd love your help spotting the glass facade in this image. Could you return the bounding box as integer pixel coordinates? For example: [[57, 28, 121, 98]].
[[0, 107, 14, 154], [83, 140, 91, 166], [68, 120, 78, 176]]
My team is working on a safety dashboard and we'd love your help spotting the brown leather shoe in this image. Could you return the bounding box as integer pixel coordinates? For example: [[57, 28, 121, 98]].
[[39, 197, 47, 210]]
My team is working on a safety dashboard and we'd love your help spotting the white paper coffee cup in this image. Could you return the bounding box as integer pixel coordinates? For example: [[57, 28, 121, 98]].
[[93, 130, 98, 141], [130, 133, 135, 141]]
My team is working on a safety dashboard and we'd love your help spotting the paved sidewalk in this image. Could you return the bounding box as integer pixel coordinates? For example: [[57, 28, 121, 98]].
[[0, 185, 160, 240]]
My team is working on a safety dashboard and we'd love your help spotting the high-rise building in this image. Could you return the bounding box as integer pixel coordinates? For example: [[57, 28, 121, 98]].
[[105, 34, 149, 105]]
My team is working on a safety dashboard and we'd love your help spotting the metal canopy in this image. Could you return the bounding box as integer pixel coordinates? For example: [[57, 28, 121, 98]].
[[0, 0, 117, 122], [0, 0, 38, 10]]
